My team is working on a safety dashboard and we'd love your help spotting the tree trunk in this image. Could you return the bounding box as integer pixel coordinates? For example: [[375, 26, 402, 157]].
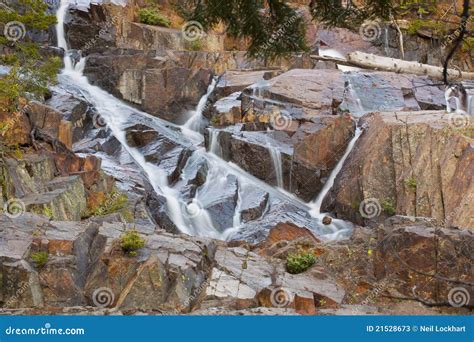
[[346, 51, 474, 81]]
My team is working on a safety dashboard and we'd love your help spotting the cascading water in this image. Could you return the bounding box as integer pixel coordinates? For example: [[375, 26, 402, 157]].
[[309, 127, 362, 217], [208, 129, 222, 156], [183, 78, 217, 132], [55, 0, 355, 241], [267, 145, 284, 188], [55, 0, 206, 237]]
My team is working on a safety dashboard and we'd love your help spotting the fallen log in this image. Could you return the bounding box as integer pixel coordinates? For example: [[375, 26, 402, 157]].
[[346, 51, 474, 81]]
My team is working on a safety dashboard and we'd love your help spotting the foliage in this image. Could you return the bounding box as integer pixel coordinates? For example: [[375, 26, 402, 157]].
[[406, 19, 445, 35], [309, 0, 395, 29], [84, 188, 128, 218], [0, 0, 60, 109], [405, 177, 417, 192], [174, 0, 308, 61], [185, 38, 203, 51], [30, 251, 48, 268], [139, 7, 171, 27], [43, 206, 53, 219], [119, 229, 146, 256], [381, 199, 396, 216], [286, 249, 316, 274]]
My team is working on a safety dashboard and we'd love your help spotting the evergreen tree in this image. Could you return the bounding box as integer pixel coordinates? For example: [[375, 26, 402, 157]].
[[175, 0, 309, 60], [0, 0, 61, 110]]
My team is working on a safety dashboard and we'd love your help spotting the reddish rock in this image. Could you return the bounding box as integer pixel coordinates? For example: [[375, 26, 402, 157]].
[[323, 111, 474, 229], [294, 294, 317, 315], [265, 222, 320, 246], [26, 101, 62, 138], [0, 109, 31, 146], [58, 120, 73, 149]]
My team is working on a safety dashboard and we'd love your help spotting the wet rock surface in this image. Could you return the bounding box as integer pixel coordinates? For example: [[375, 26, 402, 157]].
[[323, 111, 474, 229]]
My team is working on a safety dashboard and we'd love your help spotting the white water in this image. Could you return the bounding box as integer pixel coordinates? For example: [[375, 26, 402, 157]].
[[183, 78, 217, 131], [309, 127, 363, 216], [55, 0, 224, 238], [208, 129, 222, 156], [267, 146, 284, 188], [55, 1, 354, 241], [445, 87, 460, 113]]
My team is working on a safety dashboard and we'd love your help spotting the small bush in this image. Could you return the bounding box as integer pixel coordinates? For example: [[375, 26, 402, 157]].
[[185, 39, 203, 51], [286, 250, 316, 274], [31, 251, 48, 268], [120, 230, 146, 256], [84, 188, 128, 218], [381, 199, 396, 216], [138, 8, 171, 27], [405, 177, 417, 192]]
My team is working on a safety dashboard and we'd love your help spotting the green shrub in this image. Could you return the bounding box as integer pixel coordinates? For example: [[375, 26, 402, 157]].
[[185, 39, 203, 51], [381, 199, 396, 216], [138, 8, 171, 27], [83, 188, 128, 218], [286, 250, 316, 274], [120, 229, 146, 256], [0, 0, 60, 108], [405, 177, 417, 192], [30, 251, 48, 268]]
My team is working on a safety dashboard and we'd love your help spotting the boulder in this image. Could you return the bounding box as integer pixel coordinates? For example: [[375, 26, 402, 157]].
[[323, 111, 474, 229]]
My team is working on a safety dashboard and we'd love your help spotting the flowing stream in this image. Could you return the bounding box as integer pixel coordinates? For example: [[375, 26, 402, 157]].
[[183, 78, 217, 132], [55, 0, 357, 241]]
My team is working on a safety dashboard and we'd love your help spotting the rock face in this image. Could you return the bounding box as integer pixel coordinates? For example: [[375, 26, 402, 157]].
[[374, 217, 474, 306], [3, 213, 470, 315], [323, 111, 474, 230], [0, 213, 345, 314], [83, 49, 313, 123]]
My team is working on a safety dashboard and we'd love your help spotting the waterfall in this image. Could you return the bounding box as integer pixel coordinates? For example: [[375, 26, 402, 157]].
[[267, 146, 284, 188], [55, 0, 211, 237], [183, 77, 217, 132], [384, 27, 390, 56], [54, 0, 354, 241], [208, 129, 221, 156], [445, 87, 459, 113], [309, 127, 363, 216]]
